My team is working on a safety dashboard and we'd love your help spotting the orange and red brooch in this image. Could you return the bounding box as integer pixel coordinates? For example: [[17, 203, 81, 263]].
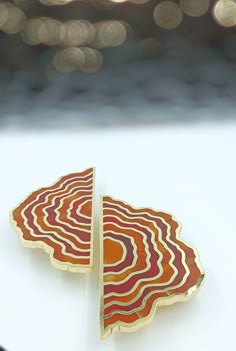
[[10, 167, 204, 339]]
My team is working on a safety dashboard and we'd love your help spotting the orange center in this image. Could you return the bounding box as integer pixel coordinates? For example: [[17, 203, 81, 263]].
[[104, 238, 124, 265]]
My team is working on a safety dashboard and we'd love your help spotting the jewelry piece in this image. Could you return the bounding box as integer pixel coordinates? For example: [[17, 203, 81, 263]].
[[100, 196, 204, 338], [10, 167, 95, 273]]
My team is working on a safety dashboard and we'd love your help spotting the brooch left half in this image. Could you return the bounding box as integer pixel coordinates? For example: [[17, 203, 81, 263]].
[[10, 167, 95, 273]]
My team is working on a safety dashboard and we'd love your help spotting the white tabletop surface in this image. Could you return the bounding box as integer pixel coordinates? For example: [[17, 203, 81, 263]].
[[0, 122, 235, 351]]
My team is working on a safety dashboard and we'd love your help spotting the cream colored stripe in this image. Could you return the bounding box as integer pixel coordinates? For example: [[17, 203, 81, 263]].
[[25, 185, 92, 245], [21, 208, 90, 255], [46, 189, 92, 231], [103, 216, 189, 303], [102, 274, 204, 337], [68, 197, 92, 224], [101, 197, 204, 338], [21, 211, 89, 259], [22, 172, 93, 216], [103, 203, 187, 294], [103, 206, 176, 280], [103, 220, 163, 287]]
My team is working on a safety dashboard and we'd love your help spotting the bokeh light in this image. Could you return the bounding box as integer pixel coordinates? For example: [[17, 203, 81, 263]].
[[154, 1, 183, 30], [180, 0, 210, 17], [53, 46, 103, 73], [0, 0, 236, 74], [213, 0, 236, 27], [0, 3, 26, 34], [61, 20, 95, 46], [92, 21, 127, 48]]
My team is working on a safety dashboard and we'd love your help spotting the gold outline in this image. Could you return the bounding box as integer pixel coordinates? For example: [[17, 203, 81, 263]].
[[99, 195, 105, 336], [100, 196, 205, 339], [9, 167, 95, 273]]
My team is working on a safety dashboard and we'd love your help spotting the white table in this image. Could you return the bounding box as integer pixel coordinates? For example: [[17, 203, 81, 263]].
[[0, 122, 235, 351]]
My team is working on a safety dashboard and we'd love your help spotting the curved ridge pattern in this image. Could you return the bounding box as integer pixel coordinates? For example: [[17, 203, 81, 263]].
[[100, 196, 204, 338], [10, 167, 94, 272]]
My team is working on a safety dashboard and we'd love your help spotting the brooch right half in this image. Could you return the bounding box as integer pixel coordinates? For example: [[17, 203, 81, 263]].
[[100, 196, 204, 339]]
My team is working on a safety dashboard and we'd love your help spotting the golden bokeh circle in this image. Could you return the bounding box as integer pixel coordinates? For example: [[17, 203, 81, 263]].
[[0, 3, 8, 29], [92, 20, 127, 48], [38, 18, 62, 46], [180, 0, 209, 17], [53, 47, 84, 73], [21, 18, 45, 45], [213, 0, 236, 27], [61, 20, 95, 46], [1, 6, 26, 34], [79, 47, 103, 72], [153, 1, 183, 29], [53, 46, 103, 73]]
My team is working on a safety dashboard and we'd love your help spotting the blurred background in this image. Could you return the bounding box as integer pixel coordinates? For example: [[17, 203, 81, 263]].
[[1, 4, 236, 350], [0, 0, 236, 129]]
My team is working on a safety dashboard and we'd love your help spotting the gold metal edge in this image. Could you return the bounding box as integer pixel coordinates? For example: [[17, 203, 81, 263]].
[[9, 167, 95, 274], [102, 273, 204, 338], [100, 195, 205, 339], [90, 167, 96, 271], [99, 195, 105, 338]]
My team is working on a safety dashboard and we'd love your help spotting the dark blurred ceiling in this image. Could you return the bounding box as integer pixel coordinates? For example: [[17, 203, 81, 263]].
[[0, 0, 236, 128], [0, 0, 235, 74]]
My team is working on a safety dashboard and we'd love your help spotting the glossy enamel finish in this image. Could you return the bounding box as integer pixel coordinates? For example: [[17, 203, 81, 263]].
[[10, 168, 95, 272], [100, 196, 204, 338]]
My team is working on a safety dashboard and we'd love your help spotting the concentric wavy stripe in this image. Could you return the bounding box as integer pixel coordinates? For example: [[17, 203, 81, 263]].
[[103, 221, 164, 291], [10, 168, 94, 273], [100, 196, 204, 338]]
